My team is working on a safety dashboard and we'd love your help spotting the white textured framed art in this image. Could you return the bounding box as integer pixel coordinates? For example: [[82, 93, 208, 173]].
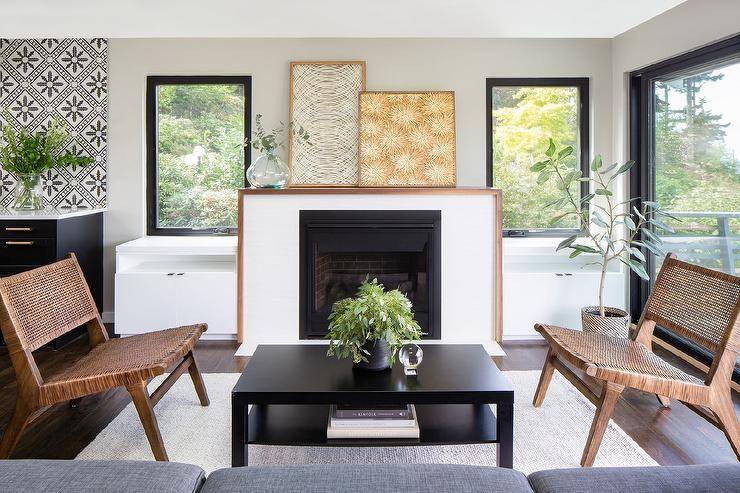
[[289, 61, 366, 187]]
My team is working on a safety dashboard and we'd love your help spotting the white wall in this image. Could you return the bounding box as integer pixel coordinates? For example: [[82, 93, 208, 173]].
[[611, 0, 740, 165], [105, 37, 614, 313]]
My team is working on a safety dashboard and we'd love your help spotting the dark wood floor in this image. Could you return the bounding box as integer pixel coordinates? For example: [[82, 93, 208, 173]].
[[0, 335, 737, 465]]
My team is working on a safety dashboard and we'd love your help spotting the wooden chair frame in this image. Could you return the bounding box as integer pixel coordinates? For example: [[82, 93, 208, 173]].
[[533, 254, 739, 466], [0, 254, 209, 461]]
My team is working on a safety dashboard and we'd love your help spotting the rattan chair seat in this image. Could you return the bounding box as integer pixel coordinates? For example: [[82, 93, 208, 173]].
[[40, 324, 205, 405], [537, 324, 702, 385]]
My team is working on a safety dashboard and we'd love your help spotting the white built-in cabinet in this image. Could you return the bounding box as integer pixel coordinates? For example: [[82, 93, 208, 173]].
[[502, 239, 626, 340], [115, 236, 237, 339]]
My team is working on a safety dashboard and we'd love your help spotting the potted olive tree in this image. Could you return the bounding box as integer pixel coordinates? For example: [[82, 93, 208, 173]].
[[530, 139, 674, 336], [326, 278, 422, 371]]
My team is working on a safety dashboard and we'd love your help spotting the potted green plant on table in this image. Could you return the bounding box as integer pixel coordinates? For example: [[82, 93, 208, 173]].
[[0, 119, 93, 210], [326, 278, 422, 371], [530, 139, 675, 337], [243, 114, 311, 188]]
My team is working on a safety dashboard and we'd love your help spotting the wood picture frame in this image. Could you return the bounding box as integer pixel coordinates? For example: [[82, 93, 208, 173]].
[[288, 61, 366, 187]]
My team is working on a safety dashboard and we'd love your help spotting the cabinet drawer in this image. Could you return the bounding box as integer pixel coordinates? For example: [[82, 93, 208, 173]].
[[0, 238, 55, 265], [0, 220, 55, 238]]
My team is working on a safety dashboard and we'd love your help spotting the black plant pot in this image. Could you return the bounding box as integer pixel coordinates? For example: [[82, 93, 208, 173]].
[[354, 339, 391, 371]]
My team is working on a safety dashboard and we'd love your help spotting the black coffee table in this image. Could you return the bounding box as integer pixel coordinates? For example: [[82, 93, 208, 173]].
[[231, 344, 515, 467]]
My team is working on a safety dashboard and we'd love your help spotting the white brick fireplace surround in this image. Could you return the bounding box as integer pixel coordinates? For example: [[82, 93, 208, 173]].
[[236, 188, 503, 356]]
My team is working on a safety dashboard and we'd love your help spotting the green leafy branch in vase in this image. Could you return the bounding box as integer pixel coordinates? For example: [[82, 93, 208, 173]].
[[0, 117, 93, 175], [531, 139, 678, 316], [243, 114, 311, 160]]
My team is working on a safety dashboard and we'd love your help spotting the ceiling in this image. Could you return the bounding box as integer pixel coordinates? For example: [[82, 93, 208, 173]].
[[0, 0, 686, 39]]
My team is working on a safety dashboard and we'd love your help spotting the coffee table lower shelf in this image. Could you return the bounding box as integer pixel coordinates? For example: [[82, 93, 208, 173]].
[[234, 403, 509, 465]]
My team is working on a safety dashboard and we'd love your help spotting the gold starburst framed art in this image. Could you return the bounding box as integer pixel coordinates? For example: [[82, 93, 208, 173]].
[[289, 61, 366, 187], [359, 91, 456, 187]]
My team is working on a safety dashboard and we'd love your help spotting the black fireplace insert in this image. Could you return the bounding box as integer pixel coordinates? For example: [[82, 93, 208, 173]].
[[299, 210, 441, 340]]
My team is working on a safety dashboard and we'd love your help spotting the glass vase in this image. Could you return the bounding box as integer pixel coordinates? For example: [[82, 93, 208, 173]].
[[246, 154, 289, 189], [13, 172, 45, 210]]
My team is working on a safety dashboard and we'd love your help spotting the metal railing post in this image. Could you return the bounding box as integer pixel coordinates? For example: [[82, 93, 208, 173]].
[[717, 215, 734, 274]]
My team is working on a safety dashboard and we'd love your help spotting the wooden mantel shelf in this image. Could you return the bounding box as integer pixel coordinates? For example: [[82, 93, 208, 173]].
[[239, 187, 502, 196]]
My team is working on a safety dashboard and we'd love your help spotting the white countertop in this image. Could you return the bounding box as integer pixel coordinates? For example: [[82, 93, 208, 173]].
[[116, 235, 238, 255], [0, 207, 106, 220]]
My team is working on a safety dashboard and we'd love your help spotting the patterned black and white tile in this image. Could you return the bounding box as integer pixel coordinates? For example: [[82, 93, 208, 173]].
[[0, 38, 108, 209]]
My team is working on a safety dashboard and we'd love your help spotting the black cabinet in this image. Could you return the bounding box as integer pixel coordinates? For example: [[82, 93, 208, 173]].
[[0, 211, 103, 347]]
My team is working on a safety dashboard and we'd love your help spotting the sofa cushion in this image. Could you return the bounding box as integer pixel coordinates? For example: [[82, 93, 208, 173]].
[[202, 464, 533, 493], [0, 459, 206, 493], [528, 463, 740, 493]]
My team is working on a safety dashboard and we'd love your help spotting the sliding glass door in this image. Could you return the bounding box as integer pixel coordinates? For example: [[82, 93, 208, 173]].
[[630, 35, 739, 377]]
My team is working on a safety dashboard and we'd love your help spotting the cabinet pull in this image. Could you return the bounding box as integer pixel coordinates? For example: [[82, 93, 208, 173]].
[[166, 272, 175, 276], [5, 240, 34, 246], [5, 227, 33, 232], [176, 272, 185, 276]]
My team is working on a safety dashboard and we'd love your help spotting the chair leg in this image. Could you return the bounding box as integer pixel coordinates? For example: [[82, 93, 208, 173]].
[[710, 390, 740, 459], [656, 395, 670, 408], [127, 381, 168, 461], [0, 399, 34, 459], [581, 381, 624, 467], [533, 348, 556, 408], [186, 350, 210, 407]]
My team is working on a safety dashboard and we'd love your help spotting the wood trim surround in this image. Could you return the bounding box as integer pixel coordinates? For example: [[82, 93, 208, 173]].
[[236, 187, 504, 345], [288, 61, 367, 188]]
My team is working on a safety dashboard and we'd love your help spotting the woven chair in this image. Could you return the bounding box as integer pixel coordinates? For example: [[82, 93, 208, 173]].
[[0, 254, 209, 461], [533, 253, 739, 466]]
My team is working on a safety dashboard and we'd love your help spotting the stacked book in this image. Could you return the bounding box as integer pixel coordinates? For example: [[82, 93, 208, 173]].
[[327, 404, 420, 439]]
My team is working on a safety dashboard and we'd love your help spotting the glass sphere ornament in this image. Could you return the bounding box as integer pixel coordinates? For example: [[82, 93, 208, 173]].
[[246, 154, 289, 188], [399, 343, 423, 376]]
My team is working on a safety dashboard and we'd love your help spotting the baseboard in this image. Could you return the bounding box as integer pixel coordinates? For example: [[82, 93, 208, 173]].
[[502, 334, 545, 342]]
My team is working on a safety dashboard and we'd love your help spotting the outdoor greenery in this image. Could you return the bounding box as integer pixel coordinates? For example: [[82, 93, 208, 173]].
[[0, 118, 93, 175], [491, 68, 739, 246], [326, 278, 422, 365], [531, 140, 673, 316], [653, 66, 739, 236], [156, 84, 245, 229], [491, 86, 581, 230]]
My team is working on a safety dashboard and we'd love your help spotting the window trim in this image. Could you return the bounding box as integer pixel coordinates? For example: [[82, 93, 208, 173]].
[[485, 77, 590, 237], [629, 34, 740, 382], [146, 75, 252, 236]]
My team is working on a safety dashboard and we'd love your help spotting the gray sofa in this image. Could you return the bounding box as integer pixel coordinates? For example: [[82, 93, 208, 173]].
[[0, 460, 738, 493]]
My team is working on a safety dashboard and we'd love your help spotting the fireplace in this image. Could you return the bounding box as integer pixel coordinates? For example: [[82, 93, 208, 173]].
[[299, 210, 441, 340]]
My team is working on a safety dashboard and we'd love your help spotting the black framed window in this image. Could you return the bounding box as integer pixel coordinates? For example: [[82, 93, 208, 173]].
[[146, 76, 251, 235], [630, 35, 739, 380], [486, 78, 589, 237]]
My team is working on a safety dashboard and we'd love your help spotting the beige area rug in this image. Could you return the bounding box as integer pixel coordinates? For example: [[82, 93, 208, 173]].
[[76, 372, 657, 474]]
